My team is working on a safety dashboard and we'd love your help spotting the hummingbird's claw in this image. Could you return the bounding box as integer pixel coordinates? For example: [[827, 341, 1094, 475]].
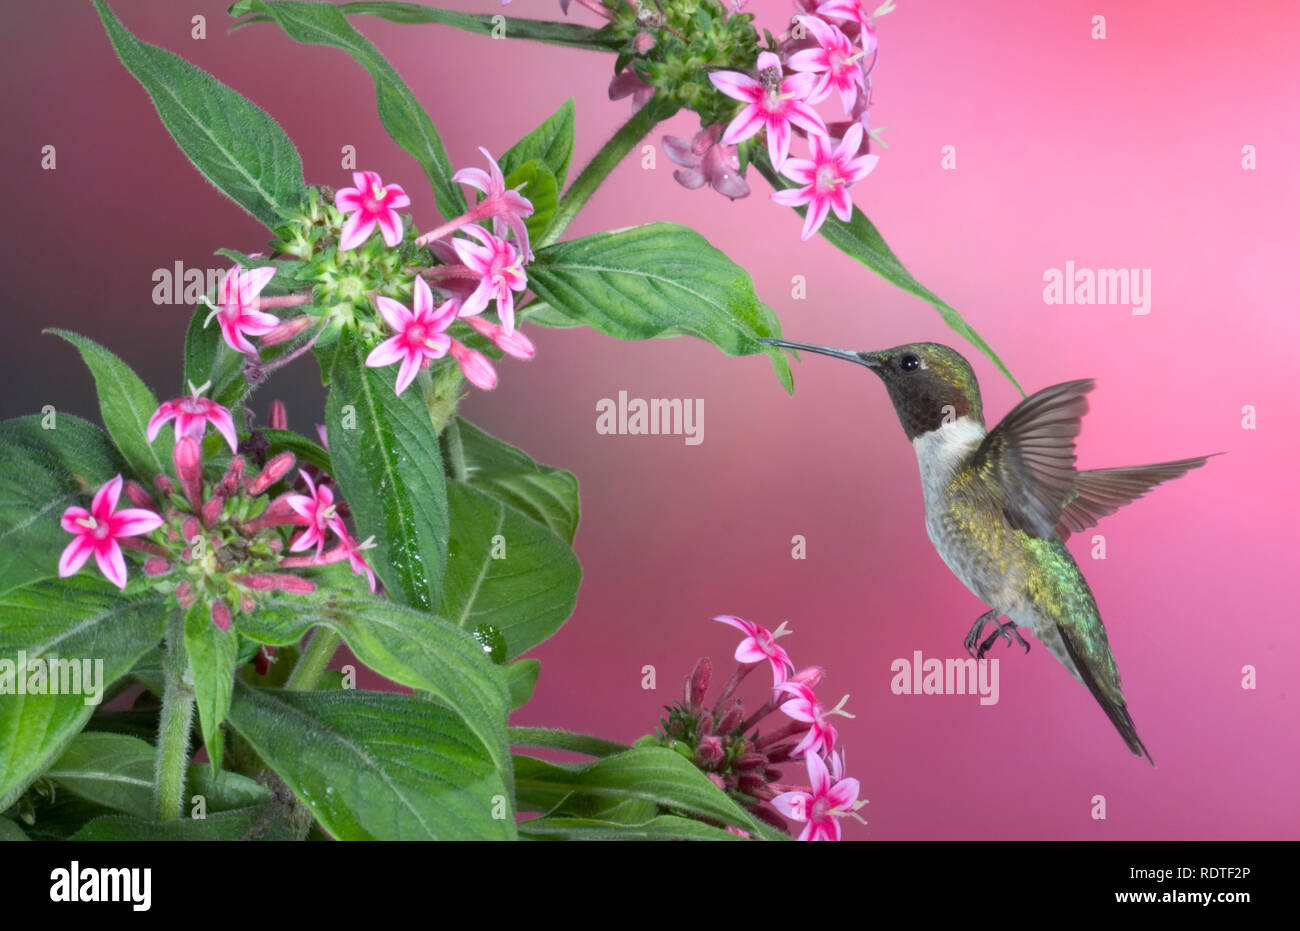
[[977, 618, 1031, 659], [964, 609, 1001, 657]]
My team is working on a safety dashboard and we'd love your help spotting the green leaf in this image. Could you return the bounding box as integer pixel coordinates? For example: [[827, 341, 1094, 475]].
[[503, 160, 559, 245], [508, 727, 628, 758], [325, 329, 448, 613], [0, 415, 127, 596], [0, 579, 166, 811], [0, 817, 29, 841], [235, 590, 511, 781], [441, 484, 581, 661], [753, 150, 1022, 394], [445, 417, 579, 544], [520, 813, 747, 841], [183, 603, 238, 774], [500, 98, 576, 188], [281, 2, 624, 52], [44, 732, 271, 819], [46, 330, 171, 480], [72, 803, 295, 840], [235, 0, 465, 220], [228, 684, 514, 840], [259, 429, 332, 474], [513, 746, 783, 839], [92, 0, 307, 228], [519, 300, 582, 330], [505, 659, 540, 711], [528, 223, 793, 393]]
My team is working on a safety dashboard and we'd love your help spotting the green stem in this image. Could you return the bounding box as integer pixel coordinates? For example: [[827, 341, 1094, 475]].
[[540, 101, 673, 249], [444, 418, 468, 482], [335, 3, 623, 52], [426, 362, 465, 434], [285, 628, 341, 691], [154, 612, 194, 821]]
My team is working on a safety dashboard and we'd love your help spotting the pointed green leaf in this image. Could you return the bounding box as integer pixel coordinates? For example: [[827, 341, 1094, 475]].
[[44, 731, 271, 819], [183, 602, 238, 774], [0, 415, 127, 596], [72, 803, 296, 840], [0, 817, 28, 841], [46, 330, 171, 481], [500, 98, 576, 188], [528, 223, 794, 393], [235, 0, 465, 219], [92, 0, 307, 228], [753, 150, 1022, 394], [234, 590, 511, 780], [502, 160, 558, 244], [520, 813, 747, 841], [228, 684, 514, 840], [445, 417, 579, 543], [508, 727, 628, 758], [0, 578, 166, 811], [505, 659, 540, 711], [325, 330, 448, 613], [441, 484, 581, 660]]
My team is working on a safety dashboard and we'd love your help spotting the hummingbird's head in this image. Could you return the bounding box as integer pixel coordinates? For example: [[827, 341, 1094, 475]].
[[757, 338, 984, 440]]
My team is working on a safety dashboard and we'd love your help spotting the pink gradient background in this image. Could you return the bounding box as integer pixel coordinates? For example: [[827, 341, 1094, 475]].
[[3, 0, 1297, 839]]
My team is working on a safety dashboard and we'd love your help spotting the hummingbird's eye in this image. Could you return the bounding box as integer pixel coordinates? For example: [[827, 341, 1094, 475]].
[[899, 353, 921, 372]]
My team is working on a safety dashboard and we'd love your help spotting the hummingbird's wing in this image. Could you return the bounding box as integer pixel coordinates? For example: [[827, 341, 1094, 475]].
[[969, 379, 1095, 538], [1054, 456, 1217, 539]]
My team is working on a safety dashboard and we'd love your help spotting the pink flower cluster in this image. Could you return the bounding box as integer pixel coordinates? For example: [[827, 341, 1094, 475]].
[[665, 0, 885, 239], [58, 394, 376, 626], [661, 615, 867, 841], [332, 153, 536, 397]]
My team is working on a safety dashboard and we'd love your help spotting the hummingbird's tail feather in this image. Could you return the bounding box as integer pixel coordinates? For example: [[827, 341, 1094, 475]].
[[1056, 453, 1222, 539], [1054, 619, 1156, 766]]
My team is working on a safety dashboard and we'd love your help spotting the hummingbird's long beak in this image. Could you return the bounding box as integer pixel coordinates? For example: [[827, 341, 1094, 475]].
[[757, 337, 882, 369]]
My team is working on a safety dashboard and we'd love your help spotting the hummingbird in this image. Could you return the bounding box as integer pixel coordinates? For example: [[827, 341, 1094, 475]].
[[758, 337, 1216, 764]]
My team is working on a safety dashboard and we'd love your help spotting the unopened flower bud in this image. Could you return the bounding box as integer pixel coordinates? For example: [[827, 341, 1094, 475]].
[[219, 456, 246, 497], [143, 557, 171, 577], [201, 495, 223, 527], [248, 452, 295, 496], [716, 701, 744, 735], [686, 656, 711, 708], [124, 480, 157, 511], [268, 399, 289, 430], [260, 315, 316, 347], [211, 600, 232, 632], [694, 735, 724, 768], [176, 581, 196, 609], [173, 437, 203, 511]]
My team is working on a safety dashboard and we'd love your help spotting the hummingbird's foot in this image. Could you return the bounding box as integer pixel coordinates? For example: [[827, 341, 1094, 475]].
[[977, 618, 1031, 659], [963, 609, 1001, 657]]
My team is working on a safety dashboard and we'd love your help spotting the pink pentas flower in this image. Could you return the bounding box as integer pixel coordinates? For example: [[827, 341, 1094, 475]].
[[771, 123, 879, 240], [816, 0, 879, 53], [713, 615, 794, 686], [770, 750, 861, 841], [210, 264, 278, 356], [452, 147, 535, 260], [452, 225, 528, 333], [331, 519, 378, 593], [608, 66, 655, 111], [708, 51, 826, 170], [787, 15, 867, 113], [662, 125, 751, 200], [365, 277, 458, 397], [463, 315, 535, 360], [147, 382, 239, 454], [779, 680, 854, 758], [59, 474, 164, 590], [335, 170, 411, 250], [449, 338, 498, 390], [285, 470, 338, 557]]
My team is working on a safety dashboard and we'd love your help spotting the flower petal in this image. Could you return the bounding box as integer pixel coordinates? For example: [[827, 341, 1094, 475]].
[[94, 539, 128, 590]]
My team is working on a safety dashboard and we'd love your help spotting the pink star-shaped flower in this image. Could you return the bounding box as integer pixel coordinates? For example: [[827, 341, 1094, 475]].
[[787, 15, 867, 113], [211, 264, 279, 356], [364, 277, 458, 397], [816, 0, 879, 54], [285, 471, 339, 557], [770, 750, 861, 841], [147, 384, 239, 453], [453, 147, 535, 261], [708, 51, 826, 170], [771, 123, 879, 240], [662, 125, 751, 200], [713, 614, 794, 686], [452, 225, 528, 333], [58, 475, 164, 590], [778, 680, 843, 758], [330, 518, 378, 593], [335, 170, 411, 250]]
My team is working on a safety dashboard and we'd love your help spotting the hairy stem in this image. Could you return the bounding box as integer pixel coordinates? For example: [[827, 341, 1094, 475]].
[[154, 611, 195, 821], [540, 101, 673, 248], [285, 627, 341, 691]]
